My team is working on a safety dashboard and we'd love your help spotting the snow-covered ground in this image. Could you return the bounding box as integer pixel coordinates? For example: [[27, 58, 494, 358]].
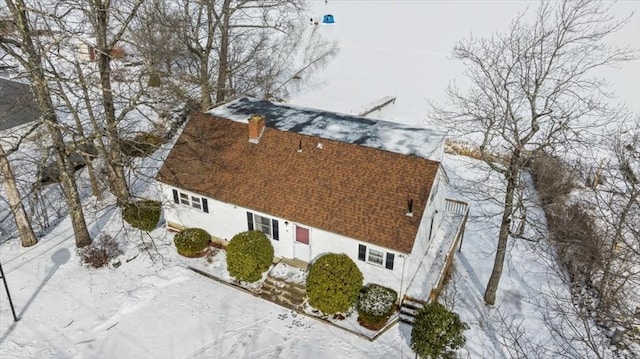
[[1, 150, 628, 358], [2, 1, 639, 358], [294, 0, 640, 123]]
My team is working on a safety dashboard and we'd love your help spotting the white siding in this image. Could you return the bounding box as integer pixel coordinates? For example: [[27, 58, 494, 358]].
[[158, 181, 407, 294], [402, 167, 448, 294]]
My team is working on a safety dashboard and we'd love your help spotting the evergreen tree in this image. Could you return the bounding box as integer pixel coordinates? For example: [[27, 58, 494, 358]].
[[411, 302, 468, 359]]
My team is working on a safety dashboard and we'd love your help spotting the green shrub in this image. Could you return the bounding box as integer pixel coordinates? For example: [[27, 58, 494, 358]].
[[357, 284, 397, 329], [174, 228, 211, 257], [411, 302, 468, 359], [306, 253, 363, 315], [226, 231, 274, 283], [121, 132, 164, 157], [122, 199, 161, 231]]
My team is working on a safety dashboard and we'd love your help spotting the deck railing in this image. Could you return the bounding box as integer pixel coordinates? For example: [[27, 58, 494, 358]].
[[428, 198, 470, 302], [445, 198, 468, 216]]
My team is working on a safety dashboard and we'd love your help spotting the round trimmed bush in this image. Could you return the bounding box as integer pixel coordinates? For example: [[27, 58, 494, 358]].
[[174, 228, 211, 257], [226, 230, 274, 283], [411, 302, 468, 359], [357, 284, 397, 330], [306, 253, 363, 315], [122, 199, 161, 231]]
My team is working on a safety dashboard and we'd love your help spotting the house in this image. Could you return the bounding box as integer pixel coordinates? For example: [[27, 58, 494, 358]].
[[156, 98, 451, 297]]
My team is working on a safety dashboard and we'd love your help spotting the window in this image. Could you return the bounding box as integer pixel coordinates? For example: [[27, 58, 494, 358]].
[[367, 248, 384, 266], [254, 214, 272, 237], [172, 189, 209, 213], [190, 196, 202, 210], [295, 226, 310, 245], [246, 211, 279, 240], [358, 244, 395, 270]]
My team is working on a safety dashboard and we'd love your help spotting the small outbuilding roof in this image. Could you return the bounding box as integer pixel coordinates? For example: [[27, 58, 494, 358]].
[[0, 78, 41, 132]]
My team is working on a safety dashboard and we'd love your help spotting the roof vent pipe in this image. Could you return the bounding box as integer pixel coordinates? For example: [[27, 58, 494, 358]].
[[297, 140, 302, 153], [406, 198, 414, 217]]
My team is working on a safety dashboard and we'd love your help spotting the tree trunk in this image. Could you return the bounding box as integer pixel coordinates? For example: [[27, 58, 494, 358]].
[[214, 0, 231, 106], [82, 147, 102, 201], [484, 160, 519, 305], [598, 185, 637, 312], [93, 0, 130, 207], [10, 0, 91, 248], [0, 144, 37, 247], [199, 54, 212, 111]]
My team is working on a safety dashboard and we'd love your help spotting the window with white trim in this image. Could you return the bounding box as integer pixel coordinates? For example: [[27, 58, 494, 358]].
[[172, 189, 209, 213], [367, 248, 384, 266], [254, 214, 272, 237], [358, 244, 395, 270], [246, 211, 279, 240]]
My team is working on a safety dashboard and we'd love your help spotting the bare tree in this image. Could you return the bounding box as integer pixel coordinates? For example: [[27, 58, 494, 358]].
[[0, 70, 39, 247], [135, 0, 336, 111], [83, 0, 143, 206], [0, 138, 38, 247], [588, 122, 640, 329], [1, 0, 91, 248], [431, 0, 637, 305]]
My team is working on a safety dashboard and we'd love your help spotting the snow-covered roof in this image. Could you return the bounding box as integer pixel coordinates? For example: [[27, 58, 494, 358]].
[[208, 97, 445, 162]]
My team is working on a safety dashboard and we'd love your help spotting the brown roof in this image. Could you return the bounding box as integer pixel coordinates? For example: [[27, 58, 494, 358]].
[[157, 113, 440, 253]]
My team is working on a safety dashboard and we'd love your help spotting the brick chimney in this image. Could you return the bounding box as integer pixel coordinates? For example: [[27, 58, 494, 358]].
[[248, 114, 266, 143]]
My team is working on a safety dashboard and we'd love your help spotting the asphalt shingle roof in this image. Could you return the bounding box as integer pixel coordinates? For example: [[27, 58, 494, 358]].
[[0, 78, 40, 132], [158, 110, 440, 253]]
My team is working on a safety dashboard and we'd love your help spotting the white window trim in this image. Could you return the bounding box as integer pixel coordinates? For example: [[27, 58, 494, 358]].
[[254, 213, 272, 238], [366, 247, 385, 267], [177, 190, 205, 212]]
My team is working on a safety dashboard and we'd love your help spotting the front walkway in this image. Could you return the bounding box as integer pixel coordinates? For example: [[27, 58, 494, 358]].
[[259, 260, 308, 311]]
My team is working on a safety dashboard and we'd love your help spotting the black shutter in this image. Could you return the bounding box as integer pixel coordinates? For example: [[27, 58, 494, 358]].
[[358, 244, 366, 261], [202, 198, 209, 213], [385, 253, 395, 270], [272, 219, 279, 240], [172, 189, 179, 204], [247, 212, 254, 230]]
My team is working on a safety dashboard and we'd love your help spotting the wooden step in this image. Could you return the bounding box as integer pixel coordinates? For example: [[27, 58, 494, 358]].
[[399, 313, 415, 325], [400, 307, 418, 317], [402, 295, 427, 305], [286, 281, 306, 292], [264, 277, 286, 288], [282, 292, 305, 305], [401, 300, 423, 311]]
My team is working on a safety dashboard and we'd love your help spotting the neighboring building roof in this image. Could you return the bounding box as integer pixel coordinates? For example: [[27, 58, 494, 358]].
[[0, 78, 41, 132], [209, 97, 445, 162], [158, 104, 441, 254]]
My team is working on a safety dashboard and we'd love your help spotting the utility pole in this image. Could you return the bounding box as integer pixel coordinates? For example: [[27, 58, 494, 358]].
[[0, 259, 19, 322]]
